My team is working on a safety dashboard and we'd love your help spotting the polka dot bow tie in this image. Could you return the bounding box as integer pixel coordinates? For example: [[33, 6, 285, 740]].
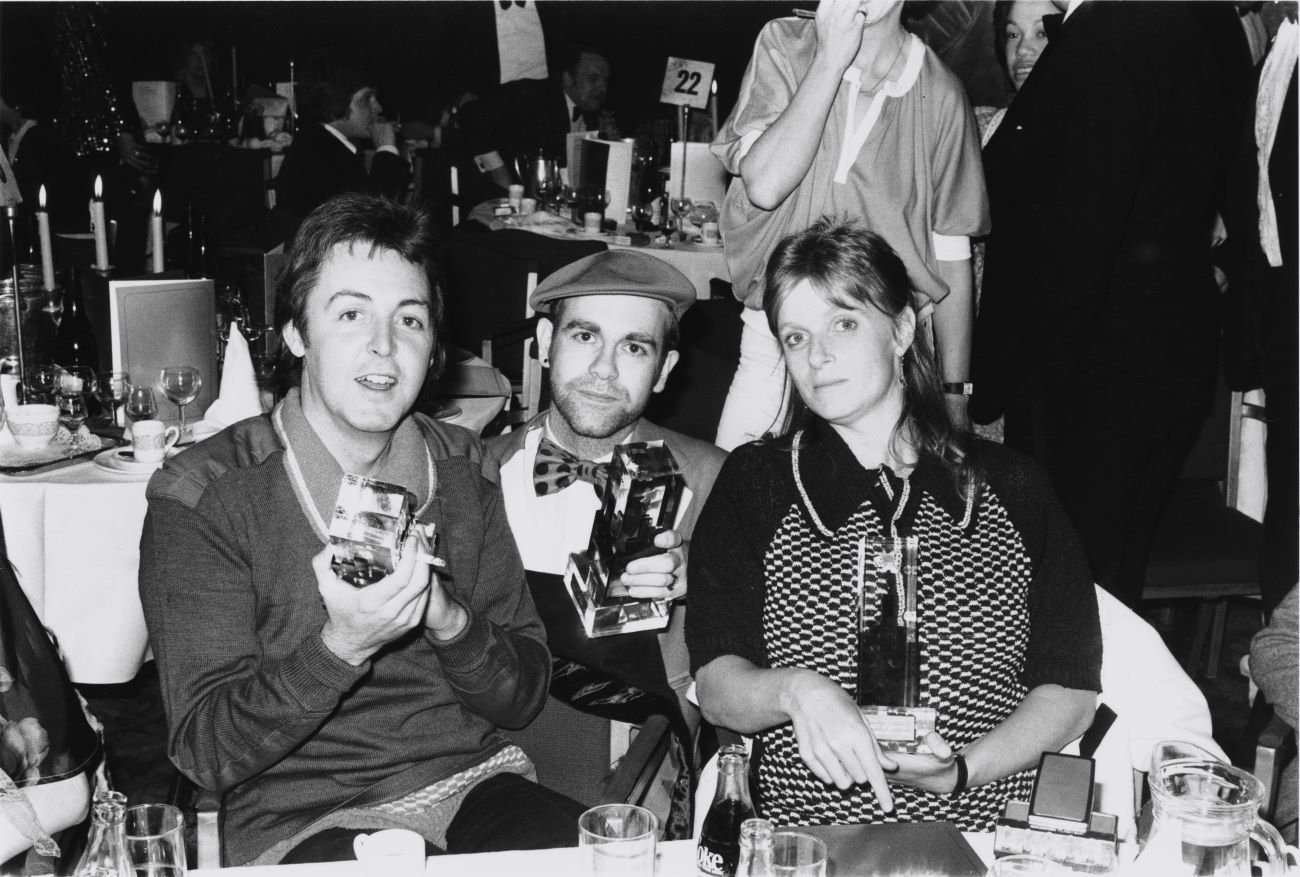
[[533, 437, 610, 496]]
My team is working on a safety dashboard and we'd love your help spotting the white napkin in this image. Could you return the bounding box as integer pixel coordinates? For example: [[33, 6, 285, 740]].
[[204, 323, 262, 428]]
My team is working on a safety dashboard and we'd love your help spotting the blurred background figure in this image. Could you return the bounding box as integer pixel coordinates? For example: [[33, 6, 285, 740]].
[[1248, 584, 1298, 843]]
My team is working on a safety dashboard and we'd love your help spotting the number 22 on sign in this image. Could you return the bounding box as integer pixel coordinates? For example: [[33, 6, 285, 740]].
[[660, 57, 715, 109]]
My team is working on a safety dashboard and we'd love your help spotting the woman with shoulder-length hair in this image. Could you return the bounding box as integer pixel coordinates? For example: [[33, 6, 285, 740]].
[[686, 217, 1101, 828]]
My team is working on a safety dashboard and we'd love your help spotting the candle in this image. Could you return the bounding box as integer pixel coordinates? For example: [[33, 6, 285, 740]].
[[710, 80, 719, 138], [151, 189, 165, 274], [231, 46, 239, 98], [198, 45, 215, 103], [91, 175, 109, 270], [37, 185, 55, 291]]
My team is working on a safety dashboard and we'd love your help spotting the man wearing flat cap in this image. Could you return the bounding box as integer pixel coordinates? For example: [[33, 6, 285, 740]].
[[486, 250, 726, 744]]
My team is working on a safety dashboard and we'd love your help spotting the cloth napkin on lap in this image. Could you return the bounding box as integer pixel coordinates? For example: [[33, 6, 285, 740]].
[[204, 323, 263, 428]]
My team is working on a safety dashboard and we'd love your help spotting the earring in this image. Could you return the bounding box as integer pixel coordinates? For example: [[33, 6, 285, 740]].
[[897, 353, 905, 387]]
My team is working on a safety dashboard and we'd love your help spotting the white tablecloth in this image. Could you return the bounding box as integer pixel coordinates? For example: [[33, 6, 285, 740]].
[[189, 835, 999, 877], [1, 363, 507, 685]]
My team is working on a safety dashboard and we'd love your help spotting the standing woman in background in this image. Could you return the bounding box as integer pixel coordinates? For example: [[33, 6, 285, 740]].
[[711, 0, 987, 450]]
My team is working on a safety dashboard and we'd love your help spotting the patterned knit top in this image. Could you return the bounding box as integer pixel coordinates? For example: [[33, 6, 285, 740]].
[[687, 421, 1102, 829]]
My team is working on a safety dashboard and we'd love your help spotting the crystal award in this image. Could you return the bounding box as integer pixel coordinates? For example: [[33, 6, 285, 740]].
[[328, 474, 416, 587], [565, 440, 682, 637], [856, 535, 937, 753]]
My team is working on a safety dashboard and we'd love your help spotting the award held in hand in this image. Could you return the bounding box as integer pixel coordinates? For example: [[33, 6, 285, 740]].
[[565, 440, 682, 637], [856, 535, 937, 753]]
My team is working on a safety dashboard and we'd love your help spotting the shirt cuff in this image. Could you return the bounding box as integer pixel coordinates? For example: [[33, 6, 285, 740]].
[[474, 151, 505, 173], [375, 144, 400, 157], [932, 232, 971, 261]]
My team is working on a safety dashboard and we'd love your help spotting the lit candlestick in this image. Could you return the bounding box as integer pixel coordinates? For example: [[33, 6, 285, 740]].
[[37, 185, 55, 291], [91, 175, 109, 270], [151, 190, 165, 274], [710, 79, 719, 138]]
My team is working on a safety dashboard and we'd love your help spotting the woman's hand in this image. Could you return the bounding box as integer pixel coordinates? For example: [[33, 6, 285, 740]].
[[884, 730, 961, 795], [780, 669, 898, 811], [815, 0, 866, 74]]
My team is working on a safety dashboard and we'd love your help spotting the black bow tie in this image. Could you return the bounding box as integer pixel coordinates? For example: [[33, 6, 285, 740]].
[[572, 105, 585, 123], [1042, 12, 1065, 41], [533, 437, 610, 496]]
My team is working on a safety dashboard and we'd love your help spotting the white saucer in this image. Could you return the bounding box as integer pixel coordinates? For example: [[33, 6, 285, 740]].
[[93, 447, 168, 475]]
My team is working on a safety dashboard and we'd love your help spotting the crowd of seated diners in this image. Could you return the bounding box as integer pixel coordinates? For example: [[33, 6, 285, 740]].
[[2, 0, 1295, 871]]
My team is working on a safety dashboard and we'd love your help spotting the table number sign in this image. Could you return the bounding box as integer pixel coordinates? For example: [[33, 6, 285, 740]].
[[659, 57, 715, 110]]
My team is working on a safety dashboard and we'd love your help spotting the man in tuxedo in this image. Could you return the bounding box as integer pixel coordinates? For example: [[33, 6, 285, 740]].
[[972, 1, 1232, 607], [277, 63, 410, 226], [459, 44, 618, 198]]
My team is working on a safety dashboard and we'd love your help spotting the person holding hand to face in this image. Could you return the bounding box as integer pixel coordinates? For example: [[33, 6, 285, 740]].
[[688, 219, 1100, 828]]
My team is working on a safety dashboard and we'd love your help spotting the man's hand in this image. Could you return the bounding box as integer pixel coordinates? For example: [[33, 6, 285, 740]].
[[422, 530, 468, 640], [622, 529, 687, 601], [316, 534, 431, 666], [815, 0, 865, 75], [0, 716, 49, 782], [780, 668, 897, 811], [116, 132, 158, 174]]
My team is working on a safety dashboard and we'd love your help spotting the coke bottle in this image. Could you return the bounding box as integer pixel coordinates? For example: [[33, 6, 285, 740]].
[[735, 818, 775, 877], [697, 744, 756, 877]]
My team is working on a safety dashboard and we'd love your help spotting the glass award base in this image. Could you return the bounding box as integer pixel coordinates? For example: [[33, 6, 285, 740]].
[[565, 552, 671, 638], [859, 705, 938, 754]]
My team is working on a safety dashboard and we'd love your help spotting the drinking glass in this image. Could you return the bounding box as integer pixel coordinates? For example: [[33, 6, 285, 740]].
[[771, 831, 827, 877], [577, 804, 656, 877], [124, 804, 187, 877], [126, 385, 159, 426], [668, 197, 693, 242], [160, 365, 202, 441], [57, 392, 88, 432], [95, 370, 132, 427], [24, 363, 59, 404]]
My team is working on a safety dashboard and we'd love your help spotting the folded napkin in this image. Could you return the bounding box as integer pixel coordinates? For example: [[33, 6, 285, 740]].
[[204, 323, 263, 428]]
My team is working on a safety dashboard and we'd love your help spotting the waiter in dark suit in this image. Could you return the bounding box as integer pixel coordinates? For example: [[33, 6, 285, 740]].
[[459, 44, 617, 197], [277, 62, 410, 225], [972, 1, 1231, 608]]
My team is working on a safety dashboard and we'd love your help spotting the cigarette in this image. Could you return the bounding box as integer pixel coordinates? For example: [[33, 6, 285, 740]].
[[416, 551, 446, 568], [793, 8, 815, 17]]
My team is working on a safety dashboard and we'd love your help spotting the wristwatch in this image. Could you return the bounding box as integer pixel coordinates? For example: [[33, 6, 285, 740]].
[[942, 382, 973, 397]]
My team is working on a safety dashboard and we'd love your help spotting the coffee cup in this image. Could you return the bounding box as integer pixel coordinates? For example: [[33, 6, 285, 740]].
[[520, 197, 538, 216], [132, 419, 180, 463], [507, 184, 525, 212], [8, 403, 60, 449], [353, 828, 424, 877], [701, 221, 721, 245], [583, 212, 603, 233]]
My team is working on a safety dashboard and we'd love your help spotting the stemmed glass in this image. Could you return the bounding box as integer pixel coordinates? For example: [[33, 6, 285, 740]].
[[125, 385, 159, 436], [160, 366, 202, 441], [57, 392, 88, 433], [94, 371, 131, 428], [24, 363, 59, 404], [668, 197, 693, 243]]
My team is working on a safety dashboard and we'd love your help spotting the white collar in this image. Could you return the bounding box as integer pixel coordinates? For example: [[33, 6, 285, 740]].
[[834, 34, 924, 184], [1064, 0, 1084, 21], [322, 122, 358, 155], [7, 118, 36, 164]]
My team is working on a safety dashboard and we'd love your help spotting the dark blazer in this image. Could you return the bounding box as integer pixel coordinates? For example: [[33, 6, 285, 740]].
[[972, 1, 1229, 422], [459, 78, 573, 174], [276, 123, 410, 221]]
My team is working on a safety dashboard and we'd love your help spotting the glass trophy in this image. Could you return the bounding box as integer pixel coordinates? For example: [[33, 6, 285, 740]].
[[565, 440, 682, 637], [856, 535, 937, 753], [328, 474, 417, 587]]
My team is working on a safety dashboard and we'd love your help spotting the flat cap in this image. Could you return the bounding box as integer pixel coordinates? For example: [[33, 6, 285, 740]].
[[529, 250, 695, 316]]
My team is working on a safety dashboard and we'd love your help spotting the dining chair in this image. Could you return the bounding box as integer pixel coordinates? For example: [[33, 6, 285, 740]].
[[1141, 383, 1266, 679]]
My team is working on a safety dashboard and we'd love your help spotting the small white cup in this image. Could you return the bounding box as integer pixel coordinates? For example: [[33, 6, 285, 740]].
[[520, 197, 538, 216], [507, 184, 525, 212], [353, 828, 425, 877], [701, 221, 721, 245], [132, 419, 180, 463], [583, 212, 603, 233]]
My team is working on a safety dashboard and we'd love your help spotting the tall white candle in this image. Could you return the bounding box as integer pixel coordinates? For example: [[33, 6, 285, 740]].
[[91, 175, 109, 270], [37, 185, 55, 291], [710, 79, 719, 137], [151, 189, 165, 274]]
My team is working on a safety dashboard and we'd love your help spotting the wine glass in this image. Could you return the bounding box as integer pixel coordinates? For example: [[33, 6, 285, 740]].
[[94, 370, 131, 428], [668, 197, 693, 243], [160, 365, 202, 441], [24, 363, 59, 404], [57, 392, 88, 433], [125, 385, 159, 435]]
